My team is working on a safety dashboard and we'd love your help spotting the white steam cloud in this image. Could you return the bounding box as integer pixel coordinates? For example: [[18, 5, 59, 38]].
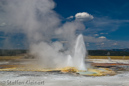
[[4, 0, 88, 69]]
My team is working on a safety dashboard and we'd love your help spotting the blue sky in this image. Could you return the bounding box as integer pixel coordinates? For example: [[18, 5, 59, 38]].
[[0, 0, 129, 50], [53, 0, 129, 49], [54, 0, 129, 38]]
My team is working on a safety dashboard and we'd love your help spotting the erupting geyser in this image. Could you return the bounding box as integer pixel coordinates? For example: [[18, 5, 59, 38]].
[[66, 34, 87, 71], [73, 34, 87, 70]]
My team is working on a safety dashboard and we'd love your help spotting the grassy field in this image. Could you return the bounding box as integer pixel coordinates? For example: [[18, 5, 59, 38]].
[[88, 56, 129, 59], [0, 56, 23, 61], [0, 56, 129, 61]]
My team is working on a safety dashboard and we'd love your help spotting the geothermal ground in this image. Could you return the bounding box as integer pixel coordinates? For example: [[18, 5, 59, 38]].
[[0, 70, 129, 86], [0, 57, 129, 86]]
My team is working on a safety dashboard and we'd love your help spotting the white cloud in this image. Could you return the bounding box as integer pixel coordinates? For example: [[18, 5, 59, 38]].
[[75, 12, 94, 21], [0, 36, 6, 38], [0, 22, 6, 26], [84, 35, 129, 49], [94, 34, 99, 36], [100, 33, 108, 35], [99, 36, 106, 39], [67, 16, 74, 19], [101, 43, 104, 45], [84, 36, 107, 43], [113, 43, 118, 45], [100, 33, 104, 34], [89, 17, 129, 33]]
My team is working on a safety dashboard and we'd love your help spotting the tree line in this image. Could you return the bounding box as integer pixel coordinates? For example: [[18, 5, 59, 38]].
[[88, 50, 129, 56], [0, 49, 129, 56], [0, 49, 27, 56]]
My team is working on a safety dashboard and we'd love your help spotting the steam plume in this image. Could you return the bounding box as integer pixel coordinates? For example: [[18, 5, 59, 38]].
[[4, 0, 87, 69]]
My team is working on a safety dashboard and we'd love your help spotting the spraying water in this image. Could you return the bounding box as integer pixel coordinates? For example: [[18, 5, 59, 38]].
[[73, 34, 86, 70], [66, 55, 73, 67], [66, 34, 86, 70]]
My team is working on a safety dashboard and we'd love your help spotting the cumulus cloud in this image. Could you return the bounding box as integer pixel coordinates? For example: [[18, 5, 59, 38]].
[[75, 12, 94, 21]]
